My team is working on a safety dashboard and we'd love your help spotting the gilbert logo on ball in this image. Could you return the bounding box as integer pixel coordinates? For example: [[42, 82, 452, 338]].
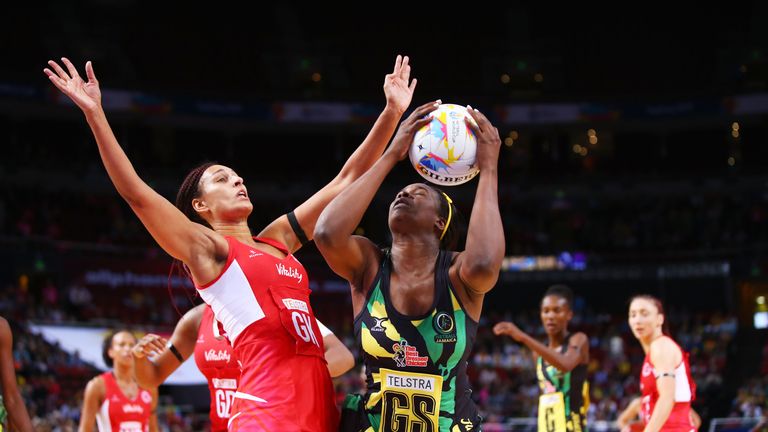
[[409, 104, 479, 186]]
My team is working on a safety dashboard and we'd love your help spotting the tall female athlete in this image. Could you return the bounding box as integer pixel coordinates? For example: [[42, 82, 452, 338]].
[[45, 54, 417, 431], [131, 304, 355, 431], [493, 284, 590, 432], [80, 330, 158, 432], [314, 104, 505, 431], [628, 295, 696, 432]]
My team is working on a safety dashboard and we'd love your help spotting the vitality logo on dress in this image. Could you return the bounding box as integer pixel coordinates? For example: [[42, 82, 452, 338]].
[[392, 339, 428, 368], [204, 349, 231, 363], [275, 263, 303, 283], [123, 404, 145, 414]]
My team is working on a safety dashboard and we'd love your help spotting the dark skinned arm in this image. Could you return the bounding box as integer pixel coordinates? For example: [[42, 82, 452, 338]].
[[314, 101, 439, 288]]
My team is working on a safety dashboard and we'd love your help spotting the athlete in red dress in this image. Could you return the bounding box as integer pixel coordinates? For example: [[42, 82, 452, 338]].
[[628, 295, 696, 432], [132, 304, 354, 431], [198, 236, 336, 429], [46, 53, 419, 431], [195, 306, 240, 431], [80, 331, 158, 432]]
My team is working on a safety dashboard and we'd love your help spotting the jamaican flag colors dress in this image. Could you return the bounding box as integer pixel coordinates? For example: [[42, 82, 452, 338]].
[[535, 333, 590, 432], [341, 249, 481, 432]]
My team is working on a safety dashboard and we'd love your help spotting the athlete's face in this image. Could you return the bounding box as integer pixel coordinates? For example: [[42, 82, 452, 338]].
[[540, 295, 572, 336], [388, 183, 444, 238], [628, 298, 664, 342], [109, 331, 137, 367], [195, 165, 253, 224]]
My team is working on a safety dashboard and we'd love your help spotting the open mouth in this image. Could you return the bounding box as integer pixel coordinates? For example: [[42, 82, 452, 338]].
[[393, 198, 410, 208]]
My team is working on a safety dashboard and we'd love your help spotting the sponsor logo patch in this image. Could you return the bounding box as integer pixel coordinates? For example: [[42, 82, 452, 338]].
[[392, 339, 428, 368]]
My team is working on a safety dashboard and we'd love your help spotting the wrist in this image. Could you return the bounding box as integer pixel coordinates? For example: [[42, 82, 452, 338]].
[[83, 105, 105, 121], [478, 164, 498, 176], [382, 148, 404, 164], [383, 103, 406, 117]]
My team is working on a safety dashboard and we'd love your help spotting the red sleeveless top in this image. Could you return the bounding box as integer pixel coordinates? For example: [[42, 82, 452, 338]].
[[640, 336, 697, 432], [95, 372, 152, 432], [194, 305, 240, 432], [196, 236, 338, 431]]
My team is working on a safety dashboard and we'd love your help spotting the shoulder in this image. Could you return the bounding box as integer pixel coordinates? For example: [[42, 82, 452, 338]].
[[179, 304, 206, 332], [356, 235, 384, 258], [649, 336, 682, 364], [569, 332, 589, 347], [355, 238, 385, 284], [650, 335, 680, 352], [85, 375, 106, 399]]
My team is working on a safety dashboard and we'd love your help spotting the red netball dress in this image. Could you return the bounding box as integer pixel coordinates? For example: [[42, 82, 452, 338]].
[[197, 236, 338, 431], [194, 305, 241, 432], [640, 336, 697, 432], [95, 372, 153, 432]]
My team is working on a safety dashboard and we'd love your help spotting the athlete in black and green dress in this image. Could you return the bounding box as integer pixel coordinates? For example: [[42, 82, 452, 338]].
[[494, 285, 590, 432], [315, 101, 504, 432]]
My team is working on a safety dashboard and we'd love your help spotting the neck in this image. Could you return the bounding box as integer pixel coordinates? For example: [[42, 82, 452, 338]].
[[211, 220, 253, 243], [113, 362, 133, 382], [547, 329, 567, 347], [641, 329, 664, 353], [390, 232, 440, 275]]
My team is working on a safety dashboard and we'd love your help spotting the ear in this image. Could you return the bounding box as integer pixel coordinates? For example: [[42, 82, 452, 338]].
[[657, 313, 665, 328], [434, 217, 446, 234], [192, 197, 208, 214]]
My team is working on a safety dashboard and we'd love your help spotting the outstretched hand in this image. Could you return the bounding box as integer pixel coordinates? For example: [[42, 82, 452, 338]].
[[383, 55, 418, 115], [132, 333, 169, 359], [44, 58, 102, 114], [493, 321, 525, 342], [385, 100, 440, 161]]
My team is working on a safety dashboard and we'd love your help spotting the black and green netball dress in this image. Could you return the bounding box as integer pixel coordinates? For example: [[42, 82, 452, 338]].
[[535, 333, 589, 432], [341, 250, 481, 432]]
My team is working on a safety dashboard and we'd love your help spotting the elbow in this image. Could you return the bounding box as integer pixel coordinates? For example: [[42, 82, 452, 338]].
[[465, 252, 503, 275], [461, 260, 500, 285], [331, 350, 355, 378], [115, 182, 152, 209], [558, 360, 579, 373], [312, 226, 332, 249], [342, 351, 356, 375], [120, 190, 147, 209], [313, 221, 341, 251]]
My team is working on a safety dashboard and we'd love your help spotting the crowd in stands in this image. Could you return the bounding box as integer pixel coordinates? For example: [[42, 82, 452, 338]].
[[0, 253, 758, 431], [1, 117, 764, 431], [4, 181, 768, 260], [730, 339, 768, 420]]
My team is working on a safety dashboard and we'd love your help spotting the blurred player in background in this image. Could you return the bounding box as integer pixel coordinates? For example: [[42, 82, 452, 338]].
[[628, 295, 697, 432], [79, 330, 157, 432], [494, 284, 590, 432]]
